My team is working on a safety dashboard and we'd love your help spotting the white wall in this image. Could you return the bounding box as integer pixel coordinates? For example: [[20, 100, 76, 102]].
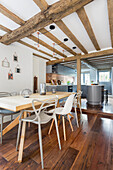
[[33, 56, 46, 91], [0, 42, 33, 93]]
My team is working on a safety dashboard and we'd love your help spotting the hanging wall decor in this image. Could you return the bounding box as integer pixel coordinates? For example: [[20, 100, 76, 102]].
[[8, 69, 13, 80], [13, 52, 18, 62], [15, 64, 21, 73], [2, 57, 10, 68]]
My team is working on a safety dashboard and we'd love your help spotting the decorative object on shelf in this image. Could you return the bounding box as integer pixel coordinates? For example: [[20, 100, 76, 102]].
[[2, 58, 10, 68], [67, 81, 70, 85], [15, 64, 21, 73], [8, 69, 13, 80], [57, 80, 61, 85], [52, 88, 56, 94], [13, 52, 18, 62]]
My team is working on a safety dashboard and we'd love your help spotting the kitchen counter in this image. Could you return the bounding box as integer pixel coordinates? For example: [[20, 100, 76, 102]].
[[46, 85, 87, 98]]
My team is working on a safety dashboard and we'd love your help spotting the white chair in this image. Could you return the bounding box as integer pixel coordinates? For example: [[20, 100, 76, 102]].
[[73, 91, 83, 126], [74, 91, 82, 114], [16, 97, 61, 169], [0, 92, 19, 144], [48, 94, 78, 141]]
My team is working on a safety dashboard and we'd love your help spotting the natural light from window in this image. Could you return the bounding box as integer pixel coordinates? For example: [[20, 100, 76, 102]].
[[99, 72, 110, 82]]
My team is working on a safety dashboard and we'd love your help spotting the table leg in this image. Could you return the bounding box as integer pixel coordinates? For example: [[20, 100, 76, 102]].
[[0, 115, 20, 137], [18, 111, 27, 163]]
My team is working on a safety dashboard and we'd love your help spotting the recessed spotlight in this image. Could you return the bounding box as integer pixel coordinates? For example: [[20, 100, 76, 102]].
[[49, 25, 55, 30], [72, 46, 76, 49], [64, 38, 68, 42]]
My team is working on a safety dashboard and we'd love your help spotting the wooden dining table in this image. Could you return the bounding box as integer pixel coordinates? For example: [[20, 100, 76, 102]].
[[0, 92, 73, 162]]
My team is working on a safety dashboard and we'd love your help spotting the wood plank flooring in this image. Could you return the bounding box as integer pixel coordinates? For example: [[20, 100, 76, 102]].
[[0, 112, 113, 169]]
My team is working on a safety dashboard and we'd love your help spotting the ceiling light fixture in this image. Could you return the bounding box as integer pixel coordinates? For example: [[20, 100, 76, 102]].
[[64, 38, 68, 42], [72, 46, 76, 49]]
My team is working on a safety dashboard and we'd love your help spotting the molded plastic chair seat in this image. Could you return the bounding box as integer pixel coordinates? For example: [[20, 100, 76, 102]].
[[22, 111, 53, 124], [48, 107, 64, 115], [48, 94, 79, 141]]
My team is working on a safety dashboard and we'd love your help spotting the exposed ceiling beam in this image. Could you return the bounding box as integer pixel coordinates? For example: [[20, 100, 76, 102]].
[[107, 0, 113, 47], [56, 20, 88, 54], [87, 55, 113, 60], [0, 25, 54, 58], [33, 52, 50, 60], [47, 48, 113, 65], [0, 4, 25, 25], [47, 56, 80, 65], [34, 0, 77, 56], [0, 0, 93, 45], [76, 7, 100, 50], [87, 58, 113, 62], [39, 28, 77, 56], [82, 59, 97, 69], [0, 24, 12, 33], [28, 35, 67, 58], [18, 40, 55, 58], [0, 5, 64, 58], [33, 0, 48, 10], [80, 49, 113, 59]]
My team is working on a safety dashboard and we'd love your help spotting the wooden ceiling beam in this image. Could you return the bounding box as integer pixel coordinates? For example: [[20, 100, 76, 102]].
[[107, 0, 113, 47], [34, 1, 77, 56], [33, 52, 50, 60], [82, 59, 97, 69], [0, 25, 12, 33], [18, 40, 55, 59], [0, 0, 93, 45], [28, 35, 66, 58], [0, 5, 64, 58], [47, 49, 113, 65], [56, 20, 88, 54], [77, 7, 100, 50], [80, 49, 113, 59], [87, 58, 113, 62], [33, 0, 48, 10], [39, 28, 77, 56], [87, 55, 113, 60], [0, 24, 54, 58], [0, 4, 25, 25]]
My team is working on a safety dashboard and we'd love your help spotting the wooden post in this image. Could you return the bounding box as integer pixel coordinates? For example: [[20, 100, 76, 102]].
[[77, 58, 81, 106]]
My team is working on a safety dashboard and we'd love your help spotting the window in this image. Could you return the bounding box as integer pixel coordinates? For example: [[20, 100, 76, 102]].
[[85, 73, 90, 85], [81, 73, 84, 85], [81, 73, 90, 85], [99, 71, 110, 82]]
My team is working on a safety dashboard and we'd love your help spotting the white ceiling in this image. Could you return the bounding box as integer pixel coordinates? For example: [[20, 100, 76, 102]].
[[0, 0, 112, 60]]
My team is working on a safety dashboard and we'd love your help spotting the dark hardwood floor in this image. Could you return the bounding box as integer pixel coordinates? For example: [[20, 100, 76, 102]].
[[0, 112, 113, 170]]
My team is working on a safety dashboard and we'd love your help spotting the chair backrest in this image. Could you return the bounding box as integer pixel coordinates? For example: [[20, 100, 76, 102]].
[[76, 91, 82, 99], [0, 92, 11, 98], [32, 96, 58, 123], [21, 89, 32, 97], [62, 94, 75, 114]]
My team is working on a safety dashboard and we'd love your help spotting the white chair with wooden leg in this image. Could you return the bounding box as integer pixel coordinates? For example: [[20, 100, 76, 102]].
[[16, 97, 61, 169], [48, 94, 76, 141]]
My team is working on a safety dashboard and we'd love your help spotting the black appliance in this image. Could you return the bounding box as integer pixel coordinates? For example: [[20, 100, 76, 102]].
[[68, 86, 73, 92]]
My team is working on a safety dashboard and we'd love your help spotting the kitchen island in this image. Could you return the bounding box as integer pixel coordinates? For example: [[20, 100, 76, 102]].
[[46, 85, 87, 98], [87, 85, 104, 105]]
